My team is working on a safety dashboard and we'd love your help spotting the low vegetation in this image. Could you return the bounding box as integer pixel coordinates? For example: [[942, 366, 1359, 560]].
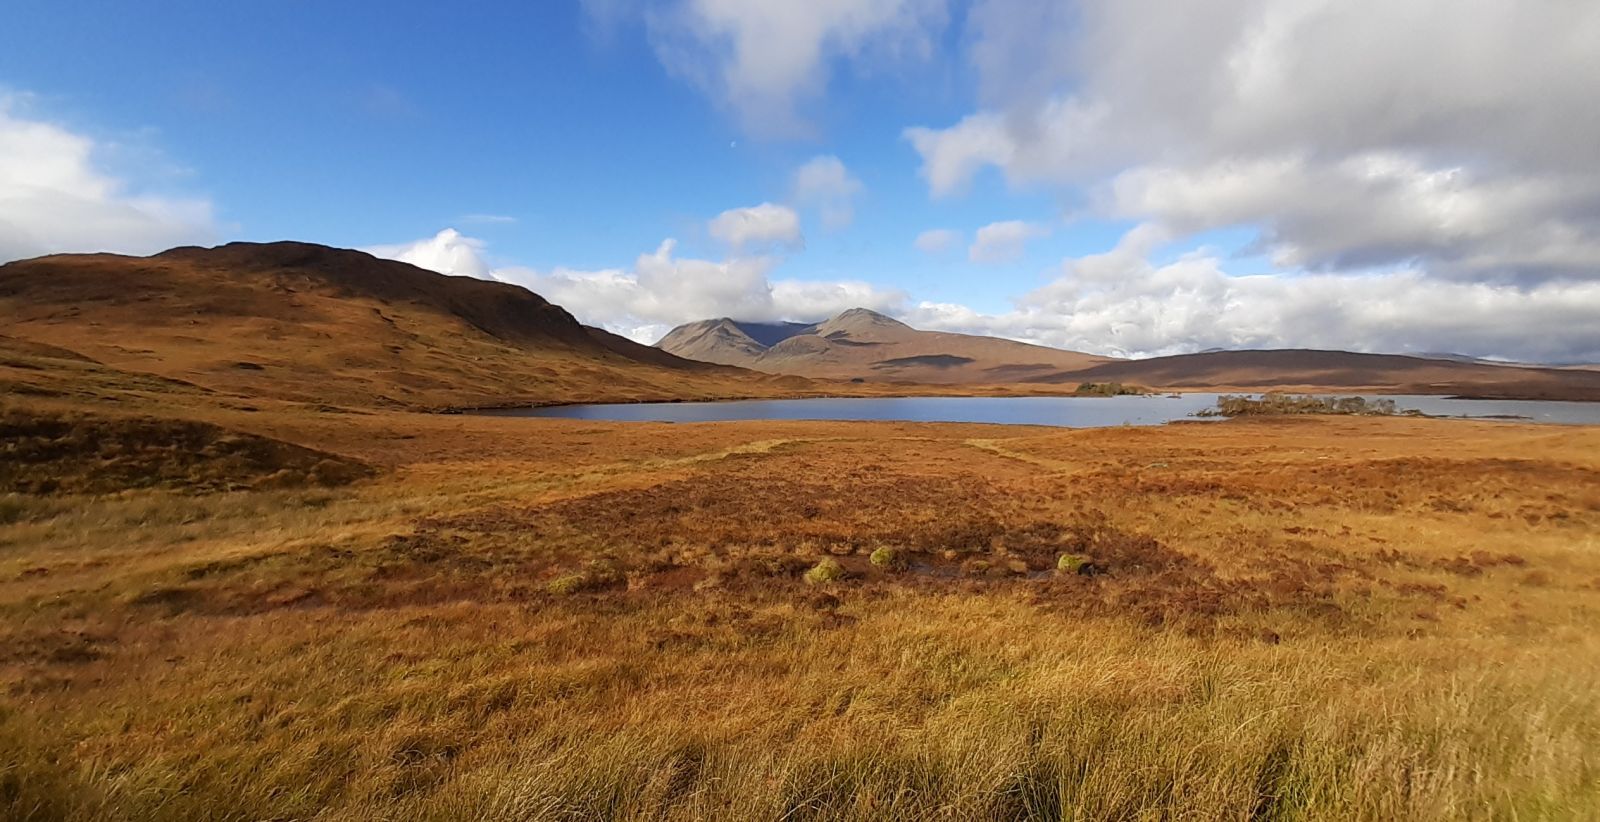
[[0, 405, 373, 494], [1199, 392, 1406, 417], [1072, 381, 1147, 397], [1, 396, 1597, 820]]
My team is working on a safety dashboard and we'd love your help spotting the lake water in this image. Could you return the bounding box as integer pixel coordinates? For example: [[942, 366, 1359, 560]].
[[478, 394, 1600, 428]]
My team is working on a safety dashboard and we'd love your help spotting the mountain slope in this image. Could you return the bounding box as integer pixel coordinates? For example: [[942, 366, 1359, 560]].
[[1046, 349, 1600, 400], [657, 308, 1115, 384], [0, 242, 809, 409]]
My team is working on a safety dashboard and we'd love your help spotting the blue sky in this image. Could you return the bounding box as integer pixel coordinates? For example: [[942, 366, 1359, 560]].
[[2, 0, 1116, 314], [3, 1, 1597, 361]]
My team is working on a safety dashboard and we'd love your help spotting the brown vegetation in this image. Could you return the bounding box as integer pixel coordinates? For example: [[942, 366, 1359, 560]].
[[0, 405, 372, 494], [3, 242, 1600, 819], [1050, 348, 1600, 400], [3, 397, 1598, 819], [0, 243, 818, 410]]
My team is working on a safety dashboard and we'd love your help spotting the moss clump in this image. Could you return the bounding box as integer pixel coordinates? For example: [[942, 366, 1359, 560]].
[[869, 547, 905, 571], [546, 560, 625, 596], [546, 574, 590, 596], [1057, 554, 1098, 575], [804, 558, 845, 586]]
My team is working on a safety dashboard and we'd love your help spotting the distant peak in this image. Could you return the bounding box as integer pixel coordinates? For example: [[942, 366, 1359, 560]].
[[832, 307, 900, 323], [815, 308, 910, 337]]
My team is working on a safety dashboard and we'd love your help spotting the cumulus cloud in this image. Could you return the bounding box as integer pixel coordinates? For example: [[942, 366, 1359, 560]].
[[888, 0, 1600, 361], [969, 220, 1047, 264], [366, 229, 493, 280], [792, 155, 864, 229], [904, 224, 1600, 363], [597, 0, 948, 135], [907, 0, 1600, 283], [913, 228, 959, 254], [708, 202, 803, 251], [370, 228, 905, 344], [0, 95, 216, 263]]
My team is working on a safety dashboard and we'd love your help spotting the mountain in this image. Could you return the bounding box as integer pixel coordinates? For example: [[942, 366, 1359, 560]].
[[1042, 349, 1600, 400], [656, 308, 1114, 384], [0, 242, 810, 409]]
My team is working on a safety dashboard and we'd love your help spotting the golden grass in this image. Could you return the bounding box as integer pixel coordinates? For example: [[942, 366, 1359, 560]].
[[3, 402, 1599, 820]]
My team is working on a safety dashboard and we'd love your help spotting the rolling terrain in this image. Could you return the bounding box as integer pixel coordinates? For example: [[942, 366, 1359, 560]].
[[1049, 348, 1600, 400], [3, 241, 1600, 819], [0, 242, 815, 410], [657, 308, 1115, 384], [661, 310, 1600, 400], [3, 391, 1598, 819]]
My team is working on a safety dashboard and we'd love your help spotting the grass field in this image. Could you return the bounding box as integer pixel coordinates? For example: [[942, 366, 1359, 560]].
[[3, 398, 1599, 820]]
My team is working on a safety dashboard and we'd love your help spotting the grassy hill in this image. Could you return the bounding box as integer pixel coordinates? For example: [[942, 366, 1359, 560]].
[[0, 242, 813, 410]]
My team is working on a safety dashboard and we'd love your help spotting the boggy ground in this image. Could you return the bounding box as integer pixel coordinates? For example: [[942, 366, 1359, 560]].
[[2, 401, 1599, 820]]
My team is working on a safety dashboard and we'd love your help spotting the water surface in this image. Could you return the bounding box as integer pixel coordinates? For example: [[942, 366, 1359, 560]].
[[479, 394, 1600, 428]]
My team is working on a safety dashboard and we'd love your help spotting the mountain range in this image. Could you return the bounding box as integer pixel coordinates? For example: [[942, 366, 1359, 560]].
[[4, 241, 1598, 406], [658, 310, 1600, 400], [655, 309, 1113, 384]]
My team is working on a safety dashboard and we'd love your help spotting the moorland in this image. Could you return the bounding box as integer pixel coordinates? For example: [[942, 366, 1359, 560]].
[[2, 243, 1598, 820]]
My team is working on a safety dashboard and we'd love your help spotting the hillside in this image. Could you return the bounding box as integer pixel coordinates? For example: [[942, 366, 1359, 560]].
[[657, 308, 1114, 384], [0, 242, 812, 409], [1047, 349, 1600, 400]]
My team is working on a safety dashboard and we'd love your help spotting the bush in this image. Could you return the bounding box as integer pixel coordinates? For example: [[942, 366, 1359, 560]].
[[804, 558, 846, 585]]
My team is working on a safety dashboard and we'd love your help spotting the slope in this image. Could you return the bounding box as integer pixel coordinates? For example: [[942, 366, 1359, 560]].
[[657, 308, 1115, 384], [1047, 349, 1600, 400], [0, 242, 810, 409]]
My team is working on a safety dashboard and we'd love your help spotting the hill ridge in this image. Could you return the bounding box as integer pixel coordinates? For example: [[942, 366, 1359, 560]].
[[656, 308, 1112, 384], [0, 242, 806, 408]]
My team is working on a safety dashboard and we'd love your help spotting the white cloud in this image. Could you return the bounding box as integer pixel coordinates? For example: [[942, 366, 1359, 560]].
[[366, 229, 492, 280], [370, 228, 904, 344], [770, 278, 905, 320], [599, 0, 949, 136], [913, 228, 959, 254], [904, 224, 1600, 363], [1106, 155, 1600, 282], [0, 95, 216, 263], [457, 213, 518, 225], [906, 0, 1600, 283], [968, 219, 1047, 264], [707, 202, 803, 251], [792, 155, 864, 229]]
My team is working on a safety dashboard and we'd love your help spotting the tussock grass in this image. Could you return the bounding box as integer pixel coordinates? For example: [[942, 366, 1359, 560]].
[[0, 405, 372, 494], [2, 409, 1598, 819]]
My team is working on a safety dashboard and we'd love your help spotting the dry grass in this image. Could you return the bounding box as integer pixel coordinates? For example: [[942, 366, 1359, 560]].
[[2, 401, 1599, 820], [0, 405, 372, 495]]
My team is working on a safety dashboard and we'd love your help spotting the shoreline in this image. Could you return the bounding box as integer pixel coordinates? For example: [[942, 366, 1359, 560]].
[[448, 385, 1600, 415]]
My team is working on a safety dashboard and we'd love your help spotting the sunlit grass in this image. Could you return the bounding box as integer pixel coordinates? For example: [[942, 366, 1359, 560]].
[[2, 410, 1598, 820]]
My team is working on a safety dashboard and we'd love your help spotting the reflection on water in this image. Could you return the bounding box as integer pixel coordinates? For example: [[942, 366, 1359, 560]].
[[477, 394, 1600, 428]]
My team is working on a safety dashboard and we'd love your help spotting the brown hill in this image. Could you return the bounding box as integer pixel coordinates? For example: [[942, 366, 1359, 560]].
[[656, 308, 1115, 384], [1045, 349, 1600, 400], [0, 242, 812, 409]]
